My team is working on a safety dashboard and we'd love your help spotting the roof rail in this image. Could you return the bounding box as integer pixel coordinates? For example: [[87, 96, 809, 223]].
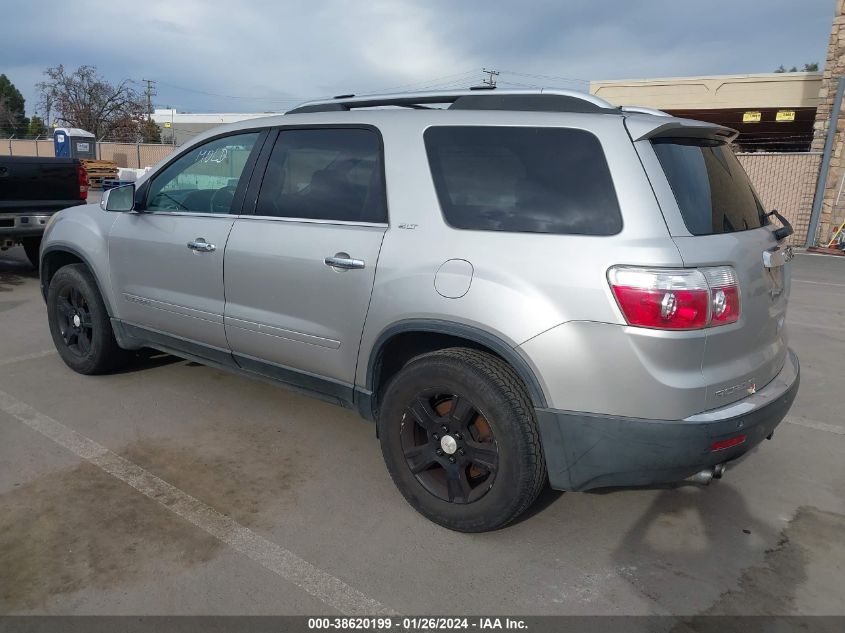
[[621, 105, 672, 117], [286, 88, 618, 115]]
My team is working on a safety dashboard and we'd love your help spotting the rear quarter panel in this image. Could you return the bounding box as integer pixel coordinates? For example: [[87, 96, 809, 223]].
[[355, 111, 685, 400]]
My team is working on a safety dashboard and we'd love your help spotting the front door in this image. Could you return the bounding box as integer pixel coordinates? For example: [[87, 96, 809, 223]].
[[223, 127, 388, 394], [109, 131, 263, 361]]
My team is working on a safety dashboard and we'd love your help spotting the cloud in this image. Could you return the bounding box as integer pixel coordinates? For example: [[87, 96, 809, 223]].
[[0, 0, 833, 117]]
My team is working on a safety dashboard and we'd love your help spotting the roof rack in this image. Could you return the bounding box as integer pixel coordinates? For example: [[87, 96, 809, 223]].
[[621, 105, 672, 117], [286, 88, 619, 115]]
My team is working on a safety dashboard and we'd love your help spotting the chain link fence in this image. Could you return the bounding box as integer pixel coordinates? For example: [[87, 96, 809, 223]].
[[1, 138, 823, 243], [735, 152, 822, 246], [1, 138, 177, 169]]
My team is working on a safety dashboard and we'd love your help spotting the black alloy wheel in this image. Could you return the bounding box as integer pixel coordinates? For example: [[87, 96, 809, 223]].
[[401, 391, 499, 504], [47, 264, 130, 375], [54, 284, 94, 358], [378, 348, 546, 532]]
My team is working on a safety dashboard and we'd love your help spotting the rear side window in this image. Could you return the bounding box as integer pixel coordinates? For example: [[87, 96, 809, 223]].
[[652, 138, 766, 235], [255, 128, 387, 223], [424, 126, 622, 235]]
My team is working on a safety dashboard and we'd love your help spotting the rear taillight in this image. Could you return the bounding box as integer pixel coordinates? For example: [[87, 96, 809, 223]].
[[77, 164, 89, 201], [703, 267, 740, 325], [608, 266, 740, 330]]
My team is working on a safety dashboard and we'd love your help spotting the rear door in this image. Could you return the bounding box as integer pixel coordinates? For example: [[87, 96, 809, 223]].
[[108, 131, 264, 361], [642, 136, 791, 410], [223, 126, 387, 394]]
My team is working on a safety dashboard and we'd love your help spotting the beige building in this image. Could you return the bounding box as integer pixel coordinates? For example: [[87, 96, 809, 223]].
[[590, 72, 822, 151], [150, 109, 279, 145]]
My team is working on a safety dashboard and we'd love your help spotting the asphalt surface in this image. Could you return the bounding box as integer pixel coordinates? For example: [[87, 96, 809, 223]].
[[0, 245, 843, 616]]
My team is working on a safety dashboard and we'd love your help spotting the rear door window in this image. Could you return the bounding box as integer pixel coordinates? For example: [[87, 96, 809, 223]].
[[424, 126, 622, 235], [254, 128, 387, 223], [651, 138, 767, 235]]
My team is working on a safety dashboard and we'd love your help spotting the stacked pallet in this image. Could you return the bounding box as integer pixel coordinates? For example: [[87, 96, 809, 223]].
[[80, 159, 119, 190]]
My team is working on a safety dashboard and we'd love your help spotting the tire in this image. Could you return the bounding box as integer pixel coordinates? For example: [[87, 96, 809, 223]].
[[22, 237, 41, 269], [378, 348, 546, 532], [46, 264, 130, 375]]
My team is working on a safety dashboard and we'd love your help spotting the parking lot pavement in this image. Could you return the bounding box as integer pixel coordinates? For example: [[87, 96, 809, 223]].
[[1, 247, 843, 616]]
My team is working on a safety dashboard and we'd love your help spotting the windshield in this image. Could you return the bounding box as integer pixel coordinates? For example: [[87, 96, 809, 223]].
[[652, 138, 767, 236]]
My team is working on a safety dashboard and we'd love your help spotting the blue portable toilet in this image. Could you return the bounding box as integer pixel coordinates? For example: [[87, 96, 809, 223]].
[[53, 128, 96, 159]]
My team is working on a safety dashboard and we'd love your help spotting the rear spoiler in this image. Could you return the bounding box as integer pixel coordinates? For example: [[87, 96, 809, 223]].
[[623, 113, 738, 144]]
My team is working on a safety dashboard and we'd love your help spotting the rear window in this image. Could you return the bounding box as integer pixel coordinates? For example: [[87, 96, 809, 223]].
[[424, 126, 622, 235], [652, 138, 767, 235]]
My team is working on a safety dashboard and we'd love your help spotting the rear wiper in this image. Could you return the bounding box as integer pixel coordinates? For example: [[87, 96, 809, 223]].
[[767, 209, 793, 241]]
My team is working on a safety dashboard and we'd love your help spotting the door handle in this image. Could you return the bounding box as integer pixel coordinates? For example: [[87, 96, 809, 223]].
[[187, 238, 216, 252], [324, 253, 365, 270]]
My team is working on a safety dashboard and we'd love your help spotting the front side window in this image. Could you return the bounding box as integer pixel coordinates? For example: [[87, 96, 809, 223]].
[[255, 128, 387, 223], [146, 132, 260, 214], [424, 126, 622, 235], [651, 138, 767, 235]]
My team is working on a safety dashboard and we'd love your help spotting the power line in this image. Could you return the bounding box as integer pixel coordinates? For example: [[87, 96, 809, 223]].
[[364, 69, 479, 94], [155, 80, 306, 103], [141, 79, 157, 117], [497, 69, 589, 85]]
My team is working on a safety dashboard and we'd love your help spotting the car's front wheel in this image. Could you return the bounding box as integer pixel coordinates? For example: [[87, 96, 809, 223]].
[[378, 348, 546, 532], [47, 264, 129, 374]]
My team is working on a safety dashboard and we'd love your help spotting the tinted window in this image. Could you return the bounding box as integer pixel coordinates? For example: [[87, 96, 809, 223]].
[[255, 128, 387, 223], [146, 132, 260, 213], [652, 138, 767, 235], [424, 126, 622, 235]]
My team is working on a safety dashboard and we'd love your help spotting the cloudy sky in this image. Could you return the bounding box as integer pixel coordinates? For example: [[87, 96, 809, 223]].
[[2, 0, 836, 116]]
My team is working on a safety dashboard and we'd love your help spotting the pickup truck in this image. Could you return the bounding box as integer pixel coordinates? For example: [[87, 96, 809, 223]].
[[0, 156, 89, 266]]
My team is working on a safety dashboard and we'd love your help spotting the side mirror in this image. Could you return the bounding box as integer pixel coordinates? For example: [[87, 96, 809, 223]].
[[100, 183, 136, 212]]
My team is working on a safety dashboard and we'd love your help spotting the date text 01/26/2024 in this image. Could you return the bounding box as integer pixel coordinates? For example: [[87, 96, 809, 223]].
[[307, 617, 528, 630]]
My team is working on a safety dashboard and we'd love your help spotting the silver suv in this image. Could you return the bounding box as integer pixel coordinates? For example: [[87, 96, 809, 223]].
[[39, 89, 800, 532]]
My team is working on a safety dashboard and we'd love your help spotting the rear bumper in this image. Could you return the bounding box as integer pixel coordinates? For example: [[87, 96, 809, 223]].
[[0, 213, 53, 239], [536, 349, 800, 491]]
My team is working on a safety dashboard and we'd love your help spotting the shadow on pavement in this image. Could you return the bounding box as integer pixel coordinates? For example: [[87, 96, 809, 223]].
[[0, 247, 37, 292], [609, 481, 793, 617]]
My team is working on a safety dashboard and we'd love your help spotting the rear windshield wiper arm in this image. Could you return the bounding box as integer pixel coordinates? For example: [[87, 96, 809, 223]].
[[767, 209, 793, 241]]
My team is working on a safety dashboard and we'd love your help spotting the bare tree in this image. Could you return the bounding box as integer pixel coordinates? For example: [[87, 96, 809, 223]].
[[37, 65, 148, 141]]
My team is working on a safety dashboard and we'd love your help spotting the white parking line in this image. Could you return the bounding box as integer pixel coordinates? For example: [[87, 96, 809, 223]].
[[787, 320, 845, 333], [792, 278, 845, 288], [787, 417, 845, 436], [0, 349, 56, 367], [0, 389, 396, 616]]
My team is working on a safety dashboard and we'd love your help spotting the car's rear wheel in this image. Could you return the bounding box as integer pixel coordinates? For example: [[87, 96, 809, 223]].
[[47, 264, 129, 374], [378, 348, 546, 532]]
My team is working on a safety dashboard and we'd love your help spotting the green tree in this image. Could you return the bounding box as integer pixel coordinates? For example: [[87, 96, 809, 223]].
[[140, 118, 161, 143], [0, 74, 29, 137], [774, 63, 819, 73], [27, 115, 47, 137]]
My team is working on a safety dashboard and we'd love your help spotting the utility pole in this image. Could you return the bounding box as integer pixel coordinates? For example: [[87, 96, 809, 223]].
[[141, 78, 157, 118], [482, 68, 499, 88]]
